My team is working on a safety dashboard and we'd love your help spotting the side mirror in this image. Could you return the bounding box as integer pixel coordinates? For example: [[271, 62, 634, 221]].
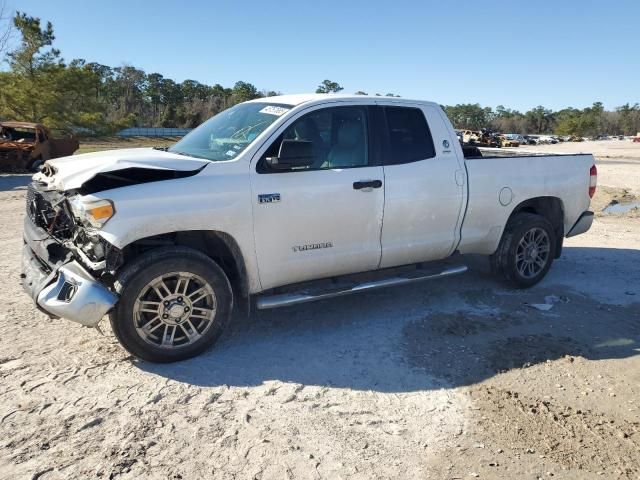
[[265, 139, 314, 170]]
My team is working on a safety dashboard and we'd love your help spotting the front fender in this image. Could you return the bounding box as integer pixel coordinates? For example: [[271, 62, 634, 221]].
[[95, 167, 261, 293]]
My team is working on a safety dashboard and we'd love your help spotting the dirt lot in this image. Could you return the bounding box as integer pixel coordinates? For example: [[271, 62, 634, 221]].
[[0, 142, 638, 479]]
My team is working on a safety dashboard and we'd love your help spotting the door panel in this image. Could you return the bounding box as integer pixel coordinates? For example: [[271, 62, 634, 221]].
[[250, 105, 384, 290], [381, 158, 463, 266], [251, 167, 384, 289], [379, 104, 465, 267]]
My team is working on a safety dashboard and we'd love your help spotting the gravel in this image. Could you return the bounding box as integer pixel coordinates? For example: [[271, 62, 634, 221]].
[[0, 147, 638, 479]]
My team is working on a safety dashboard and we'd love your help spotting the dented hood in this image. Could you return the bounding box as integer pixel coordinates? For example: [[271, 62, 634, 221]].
[[35, 148, 209, 191]]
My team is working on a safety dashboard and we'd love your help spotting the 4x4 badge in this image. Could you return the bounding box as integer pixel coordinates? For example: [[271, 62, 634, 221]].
[[258, 193, 281, 204]]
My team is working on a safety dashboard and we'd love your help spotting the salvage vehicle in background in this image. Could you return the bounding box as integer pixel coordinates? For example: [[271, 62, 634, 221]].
[[506, 133, 527, 145], [537, 135, 559, 144], [473, 129, 501, 148], [497, 134, 520, 147], [22, 94, 597, 362], [0, 122, 79, 171], [460, 129, 480, 143]]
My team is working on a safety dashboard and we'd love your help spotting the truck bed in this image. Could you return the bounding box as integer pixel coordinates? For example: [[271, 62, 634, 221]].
[[468, 146, 593, 159], [457, 149, 595, 255]]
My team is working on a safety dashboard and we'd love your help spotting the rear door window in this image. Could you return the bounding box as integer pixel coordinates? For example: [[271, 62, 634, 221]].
[[383, 107, 436, 165]]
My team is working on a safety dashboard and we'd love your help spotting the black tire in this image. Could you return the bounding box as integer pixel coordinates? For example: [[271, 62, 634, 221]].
[[490, 212, 556, 288], [109, 247, 233, 362], [28, 157, 44, 172]]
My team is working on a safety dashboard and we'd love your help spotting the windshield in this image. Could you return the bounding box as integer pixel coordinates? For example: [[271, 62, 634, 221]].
[[0, 126, 37, 142], [169, 102, 293, 161]]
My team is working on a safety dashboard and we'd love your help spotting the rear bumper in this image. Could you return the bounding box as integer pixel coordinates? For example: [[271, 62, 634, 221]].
[[21, 217, 118, 327], [566, 211, 594, 238]]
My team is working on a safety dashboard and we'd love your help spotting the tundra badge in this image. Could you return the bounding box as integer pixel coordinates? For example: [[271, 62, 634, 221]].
[[292, 242, 333, 252]]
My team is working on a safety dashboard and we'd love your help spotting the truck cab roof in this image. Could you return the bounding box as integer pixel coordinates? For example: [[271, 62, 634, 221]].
[[247, 93, 440, 109], [0, 121, 46, 130]]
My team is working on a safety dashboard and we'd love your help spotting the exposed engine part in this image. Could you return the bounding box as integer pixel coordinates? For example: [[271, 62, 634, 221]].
[[26, 183, 75, 240], [74, 228, 105, 262], [27, 181, 123, 275], [70, 228, 124, 271], [77, 166, 205, 195]]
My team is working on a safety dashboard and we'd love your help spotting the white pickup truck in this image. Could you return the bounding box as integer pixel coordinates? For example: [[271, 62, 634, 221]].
[[22, 94, 597, 362]]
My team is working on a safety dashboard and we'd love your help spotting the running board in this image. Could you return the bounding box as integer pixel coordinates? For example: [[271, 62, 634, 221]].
[[256, 265, 468, 310]]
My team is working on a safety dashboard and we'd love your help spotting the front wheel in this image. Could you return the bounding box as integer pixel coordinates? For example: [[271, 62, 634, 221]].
[[491, 213, 556, 288], [110, 247, 233, 362]]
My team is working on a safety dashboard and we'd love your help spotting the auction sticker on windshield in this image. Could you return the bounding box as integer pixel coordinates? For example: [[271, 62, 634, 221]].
[[259, 106, 290, 116]]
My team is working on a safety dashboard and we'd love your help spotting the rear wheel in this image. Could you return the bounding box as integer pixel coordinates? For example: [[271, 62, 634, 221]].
[[491, 213, 556, 288], [110, 247, 233, 362]]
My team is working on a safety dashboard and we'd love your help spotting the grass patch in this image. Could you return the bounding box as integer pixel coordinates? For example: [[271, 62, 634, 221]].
[[75, 136, 181, 155]]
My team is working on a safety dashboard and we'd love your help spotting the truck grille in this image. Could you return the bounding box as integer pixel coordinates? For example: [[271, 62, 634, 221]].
[[26, 183, 75, 239], [25, 183, 39, 224]]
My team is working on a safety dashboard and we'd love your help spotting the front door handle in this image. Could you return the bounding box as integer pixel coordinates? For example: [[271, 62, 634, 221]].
[[353, 180, 383, 190]]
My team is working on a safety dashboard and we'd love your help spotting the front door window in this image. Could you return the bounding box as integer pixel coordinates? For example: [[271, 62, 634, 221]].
[[259, 106, 369, 172]]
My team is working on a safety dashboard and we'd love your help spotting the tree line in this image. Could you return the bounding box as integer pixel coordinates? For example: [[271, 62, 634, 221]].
[[1, 11, 639, 137], [0, 12, 283, 133], [444, 102, 640, 137]]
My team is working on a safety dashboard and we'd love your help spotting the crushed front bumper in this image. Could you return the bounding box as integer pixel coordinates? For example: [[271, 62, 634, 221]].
[[22, 217, 118, 327]]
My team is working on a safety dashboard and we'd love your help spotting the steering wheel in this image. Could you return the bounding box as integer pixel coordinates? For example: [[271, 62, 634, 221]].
[[230, 121, 268, 141]]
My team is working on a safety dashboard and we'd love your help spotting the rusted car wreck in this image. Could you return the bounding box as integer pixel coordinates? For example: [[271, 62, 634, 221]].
[[0, 122, 79, 171]]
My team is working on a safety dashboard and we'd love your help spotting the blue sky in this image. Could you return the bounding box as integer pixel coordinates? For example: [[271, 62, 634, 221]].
[[11, 0, 640, 111]]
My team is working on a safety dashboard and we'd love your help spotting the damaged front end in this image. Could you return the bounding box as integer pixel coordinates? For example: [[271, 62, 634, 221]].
[[22, 181, 120, 327], [22, 148, 209, 326]]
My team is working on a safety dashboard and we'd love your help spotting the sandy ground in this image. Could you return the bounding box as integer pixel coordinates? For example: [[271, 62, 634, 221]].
[[525, 139, 640, 159], [524, 140, 640, 197], [0, 144, 638, 479]]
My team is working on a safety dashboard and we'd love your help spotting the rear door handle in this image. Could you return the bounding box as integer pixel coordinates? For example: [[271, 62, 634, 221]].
[[353, 180, 383, 190]]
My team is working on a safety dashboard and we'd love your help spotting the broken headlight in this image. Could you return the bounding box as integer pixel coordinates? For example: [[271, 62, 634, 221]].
[[69, 196, 115, 228]]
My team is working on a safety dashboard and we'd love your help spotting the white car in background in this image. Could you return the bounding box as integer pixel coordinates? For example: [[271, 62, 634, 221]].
[[504, 134, 527, 144], [537, 135, 559, 144]]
